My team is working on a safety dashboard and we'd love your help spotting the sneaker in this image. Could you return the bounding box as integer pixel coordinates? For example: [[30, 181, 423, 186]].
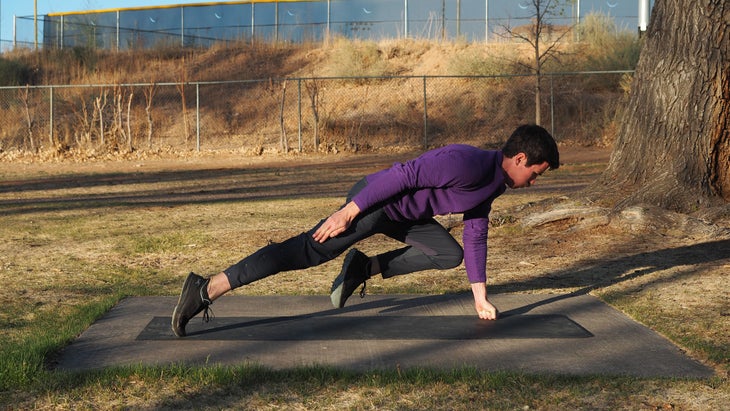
[[171, 272, 213, 337], [330, 248, 370, 308]]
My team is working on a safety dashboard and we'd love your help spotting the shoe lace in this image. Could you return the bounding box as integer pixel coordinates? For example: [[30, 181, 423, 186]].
[[359, 281, 367, 299], [200, 283, 214, 323], [201, 304, 214, 323]]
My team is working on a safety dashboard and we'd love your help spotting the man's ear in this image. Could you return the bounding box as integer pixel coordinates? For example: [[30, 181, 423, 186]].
[[513, 152, 527, 166]]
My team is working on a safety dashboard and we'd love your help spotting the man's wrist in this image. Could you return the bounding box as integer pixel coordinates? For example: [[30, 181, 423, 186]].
[[344, 201, 361, 217], [470, 282, 487, 300]]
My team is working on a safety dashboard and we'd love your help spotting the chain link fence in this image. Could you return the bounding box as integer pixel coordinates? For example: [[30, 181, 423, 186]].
[[10, 1, 647, 51], [0, 71, 631, 156]]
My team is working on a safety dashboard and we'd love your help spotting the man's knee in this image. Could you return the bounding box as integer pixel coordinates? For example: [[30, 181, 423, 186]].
[[433, 247, 463, 269]]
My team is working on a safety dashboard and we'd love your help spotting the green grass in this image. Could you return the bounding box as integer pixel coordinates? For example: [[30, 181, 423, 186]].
[[0, 292, 121, 389]]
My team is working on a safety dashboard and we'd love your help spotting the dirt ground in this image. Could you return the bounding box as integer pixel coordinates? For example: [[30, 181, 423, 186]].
[[1, 145, 728, 384]]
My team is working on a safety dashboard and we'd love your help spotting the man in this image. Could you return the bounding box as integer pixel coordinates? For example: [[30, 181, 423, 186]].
[[172, 124, 559, 337]]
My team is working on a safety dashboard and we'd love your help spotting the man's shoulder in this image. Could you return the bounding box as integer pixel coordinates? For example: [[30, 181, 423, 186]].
[[429, 144, 497, 157], [422, 145, 502, 181], [414, 145, 501, 176]]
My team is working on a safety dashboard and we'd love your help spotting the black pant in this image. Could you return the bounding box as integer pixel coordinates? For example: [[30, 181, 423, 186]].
[[223, 178, 464, 289]]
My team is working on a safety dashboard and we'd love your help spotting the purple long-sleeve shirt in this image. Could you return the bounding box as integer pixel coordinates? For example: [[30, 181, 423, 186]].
[[351, 144, 506, 283]]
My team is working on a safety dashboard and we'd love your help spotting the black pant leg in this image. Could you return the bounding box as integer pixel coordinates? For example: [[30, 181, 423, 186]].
[[223, 201, 389, 289]]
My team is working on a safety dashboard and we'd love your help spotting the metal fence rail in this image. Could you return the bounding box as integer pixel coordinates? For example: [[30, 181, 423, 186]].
[[0, 71, 632, 155]]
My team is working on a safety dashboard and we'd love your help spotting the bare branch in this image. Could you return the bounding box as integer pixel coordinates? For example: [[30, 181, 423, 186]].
[[279, 80, 288, 152], [143, 83, 157, 149]]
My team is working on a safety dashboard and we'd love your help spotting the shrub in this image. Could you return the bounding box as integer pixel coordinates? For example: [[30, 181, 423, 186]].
[[329, 38, 391, 78], [0, 58, 33, 86], [448, 45, 524, 76], [578, 12, 641, 71]]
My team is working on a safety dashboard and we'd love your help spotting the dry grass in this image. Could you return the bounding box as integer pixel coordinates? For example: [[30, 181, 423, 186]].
[[0, 147, 728, 409]]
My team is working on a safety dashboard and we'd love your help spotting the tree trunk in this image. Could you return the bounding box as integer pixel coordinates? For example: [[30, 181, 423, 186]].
[[534, 30, 542, 126], [280, 80, 288, 152], [588, 0, 729, 212], [533, 3, 542, 126]]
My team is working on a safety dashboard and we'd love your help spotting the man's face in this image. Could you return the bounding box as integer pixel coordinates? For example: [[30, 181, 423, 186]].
[[505, 154, 549, 189]]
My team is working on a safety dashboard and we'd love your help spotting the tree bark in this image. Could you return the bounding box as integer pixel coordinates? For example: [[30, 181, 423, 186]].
[[588, 0, 729, 212]]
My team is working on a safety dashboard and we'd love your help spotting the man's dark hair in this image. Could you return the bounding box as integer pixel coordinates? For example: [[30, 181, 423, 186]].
[[501, 124, 560, 170]]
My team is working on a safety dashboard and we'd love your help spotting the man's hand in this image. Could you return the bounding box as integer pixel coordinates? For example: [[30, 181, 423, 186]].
[[471, 282, 499, 320], [312, 201, 361, 243]]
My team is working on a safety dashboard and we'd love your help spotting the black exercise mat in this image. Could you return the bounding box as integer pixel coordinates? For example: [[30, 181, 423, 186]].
[[138, 314, 593, 340]]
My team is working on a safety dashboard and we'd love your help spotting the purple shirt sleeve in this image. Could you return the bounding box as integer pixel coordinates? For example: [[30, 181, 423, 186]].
[[463, 219, 489, 283], [462, 193, 501, 283]]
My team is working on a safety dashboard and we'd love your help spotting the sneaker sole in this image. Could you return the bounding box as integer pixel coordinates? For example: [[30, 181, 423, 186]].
[[330, 282, 345, 308], [171, 304, 184, 337], [171, 274, 197, 337], [330, 249, 358, 308]]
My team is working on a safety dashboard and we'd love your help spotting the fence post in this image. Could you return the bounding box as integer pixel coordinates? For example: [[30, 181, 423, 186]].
[[195, 82, 200, 152], [180, 7, 185, 47], [116, 11, 120, 51], [275, 2, 279, 43], [550, 74, 555, 138], [49, 86, 54, 148], [61, 15, 65, 48], [485, 0, 489, 42], [422, 76, 428, 149], [404, 0, 409, 38], [251, 3, 255, 39], [297, 78, 303, 152], [326, 0, 331, 40]]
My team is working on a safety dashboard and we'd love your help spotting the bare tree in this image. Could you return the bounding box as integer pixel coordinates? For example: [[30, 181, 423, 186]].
[[94, 89, 108, 146], [125, 91, 134, 152], [279, 80, 289, 152], [176, 55, 190, 143], [113, 86, 124, 147], [587, 0, 729, 212], [143, 83, 157, 149], [501, 0, 573, 125], [108, 85, 134, 152], [305, 79, 321, 151], [19, 86, 35, 152], [73, 96, 95, 147]]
